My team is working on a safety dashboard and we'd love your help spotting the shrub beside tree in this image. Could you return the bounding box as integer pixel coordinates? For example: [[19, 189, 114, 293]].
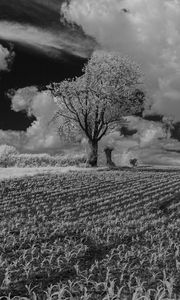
[[49, 50, 145, 167], [162, 116, 174, 139]]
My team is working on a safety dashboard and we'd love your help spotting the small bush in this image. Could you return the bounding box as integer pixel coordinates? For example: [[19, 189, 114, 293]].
[[129, 158, 138, 167], [0, 145, 18, 167]]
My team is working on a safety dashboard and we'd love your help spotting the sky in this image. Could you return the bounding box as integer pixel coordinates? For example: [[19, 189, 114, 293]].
[[0, 0, 93, 130], [0, 0, 93, 152], [0, 0, 180, 152]]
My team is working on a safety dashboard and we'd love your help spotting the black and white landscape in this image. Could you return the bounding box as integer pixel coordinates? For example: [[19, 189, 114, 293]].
[[1, 1, 180, 299]]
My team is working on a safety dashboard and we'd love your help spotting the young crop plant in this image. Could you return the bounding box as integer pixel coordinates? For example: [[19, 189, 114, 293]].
[[1, 169, 180, 298]]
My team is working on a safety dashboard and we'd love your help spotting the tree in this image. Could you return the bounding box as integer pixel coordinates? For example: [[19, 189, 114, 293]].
[[49, 50, 144, 167]]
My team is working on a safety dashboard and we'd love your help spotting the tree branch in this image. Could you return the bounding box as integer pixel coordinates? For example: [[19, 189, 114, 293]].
[[62, 95, 78, 117], [93, 105, 99, 140], [97, 125, 108, 141], [48, 110, 78, 127]]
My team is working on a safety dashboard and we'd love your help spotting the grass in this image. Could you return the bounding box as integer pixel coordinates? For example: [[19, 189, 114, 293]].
[[0, 168, 180, 299]]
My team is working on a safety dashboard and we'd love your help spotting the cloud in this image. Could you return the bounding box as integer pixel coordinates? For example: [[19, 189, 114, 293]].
[[9, 87, 62, 152], [0, 44, 15, 72], [62, 0, 180, 120], [0, 21, 93, 58], [0, 130, 22, 149], [10, 86, 38, 115], [25, 91, 61, 151], [124, 116, 164, 146], [100, 116, 164, 151]]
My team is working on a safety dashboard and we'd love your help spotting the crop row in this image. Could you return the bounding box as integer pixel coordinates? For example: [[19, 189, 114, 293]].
[[1, 170, 180, 221], [1, 169, 180, 298]]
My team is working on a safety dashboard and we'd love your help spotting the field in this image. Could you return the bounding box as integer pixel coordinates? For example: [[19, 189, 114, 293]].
[[0, 168, 180, 299]]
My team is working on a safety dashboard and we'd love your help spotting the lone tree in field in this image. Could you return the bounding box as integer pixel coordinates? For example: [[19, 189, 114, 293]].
[[49, 50, 144, 167]]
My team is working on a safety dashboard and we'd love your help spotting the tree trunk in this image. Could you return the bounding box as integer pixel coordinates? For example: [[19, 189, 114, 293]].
[[104, 147, 116, 167], [86, 140, 98, 167]]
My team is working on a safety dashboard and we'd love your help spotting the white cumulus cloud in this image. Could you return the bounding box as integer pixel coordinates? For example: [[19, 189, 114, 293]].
[[9, 87, 62, 152]]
